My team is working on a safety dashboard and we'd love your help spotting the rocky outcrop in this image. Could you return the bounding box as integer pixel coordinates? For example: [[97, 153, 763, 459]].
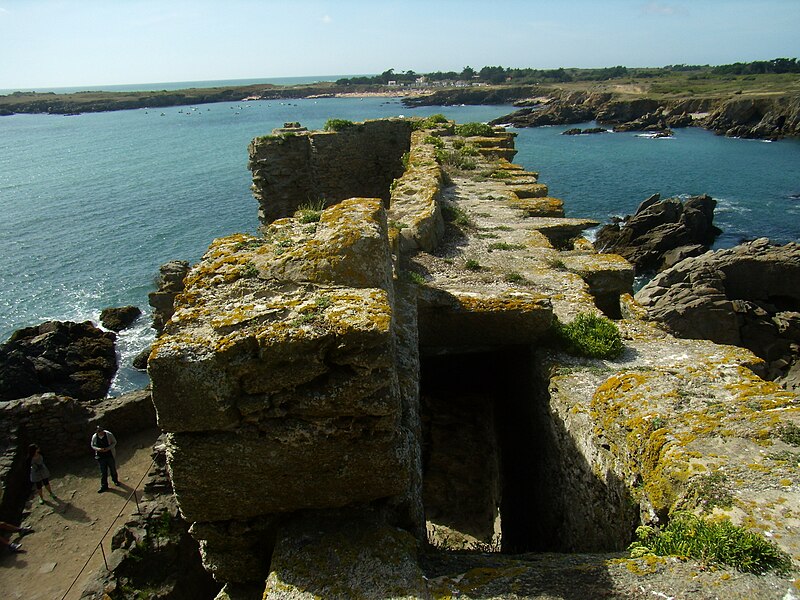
[[636, 238, 800, 386], [401, 86, 537, 107], [595, 193, 721, 273], [148, 260, 190, 334], [100, 305, 142, 331], [703, 94, 800, 139], [491, 92, 608, 127], [491, 91, 800, 139], [0, 320, 117, 401], [562, 127, 607, 135]]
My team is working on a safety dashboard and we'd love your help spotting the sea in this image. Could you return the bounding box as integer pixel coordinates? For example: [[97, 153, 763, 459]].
[[2, 88, 799, 395]]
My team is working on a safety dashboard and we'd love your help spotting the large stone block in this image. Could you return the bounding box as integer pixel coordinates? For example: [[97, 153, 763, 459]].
[[169, 417, 410, 521]]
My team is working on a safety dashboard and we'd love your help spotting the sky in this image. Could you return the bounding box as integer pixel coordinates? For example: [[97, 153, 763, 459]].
[[1, 0, 799, 89]]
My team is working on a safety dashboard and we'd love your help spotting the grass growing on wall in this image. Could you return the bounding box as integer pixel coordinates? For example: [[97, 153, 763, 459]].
[[553, 312, 624, 359], [629, 512, 793, 575]]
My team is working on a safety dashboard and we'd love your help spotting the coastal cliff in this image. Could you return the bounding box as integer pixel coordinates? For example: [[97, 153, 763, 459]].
[[490, 90, 800, 139], [144, 119, 799, 598]]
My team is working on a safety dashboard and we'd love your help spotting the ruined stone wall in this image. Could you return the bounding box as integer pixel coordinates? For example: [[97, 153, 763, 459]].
[[151, 119, 800, 595], [148, 197, 422, 582], [248, 119, 412, 225]]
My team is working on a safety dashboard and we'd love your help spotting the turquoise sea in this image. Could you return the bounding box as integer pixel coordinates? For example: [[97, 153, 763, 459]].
[[1, 95, 799, 394]]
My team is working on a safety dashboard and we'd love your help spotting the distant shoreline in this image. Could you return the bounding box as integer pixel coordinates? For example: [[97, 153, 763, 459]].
[[0, 82, 438, 116]]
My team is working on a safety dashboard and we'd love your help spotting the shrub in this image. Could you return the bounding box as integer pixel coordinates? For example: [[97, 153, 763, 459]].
[[413, 113, 449, 130], [464, 259, 482, 271], [434, 148, 477, 170], [554, 312, 624, 359], [422, 134, 445, 148], [778, 422, 800, 446], [487, 242, 525, 252], [441, 204, 473, 228], [401, 270, 426, 285], [505, 272, 525, 283], [239, 261, 259, 278], [455, 122, 494, 137], [460, 144, 481, 156], [628, 512, 793, 575], [323, 118, 355, 132]]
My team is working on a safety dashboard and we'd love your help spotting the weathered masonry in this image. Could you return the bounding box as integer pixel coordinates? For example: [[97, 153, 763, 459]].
[[149, 118, 799, 597]]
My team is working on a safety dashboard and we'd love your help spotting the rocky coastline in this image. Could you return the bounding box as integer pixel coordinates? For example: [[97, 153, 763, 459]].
[[4, 80, 799, 140], [489, 89, 800, 139]]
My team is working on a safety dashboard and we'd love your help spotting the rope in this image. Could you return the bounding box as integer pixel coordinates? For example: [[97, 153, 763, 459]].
[[59, 456, 158, 600]]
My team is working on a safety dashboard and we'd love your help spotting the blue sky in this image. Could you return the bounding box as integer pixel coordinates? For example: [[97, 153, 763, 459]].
[[1, 0, 799, 89]]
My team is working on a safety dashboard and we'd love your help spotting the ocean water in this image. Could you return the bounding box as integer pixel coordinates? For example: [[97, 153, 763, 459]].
[[1, 97, 799, 394]]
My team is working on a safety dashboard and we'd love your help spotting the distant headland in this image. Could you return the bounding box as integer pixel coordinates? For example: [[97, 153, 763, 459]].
[[2, 59, 799, 139]]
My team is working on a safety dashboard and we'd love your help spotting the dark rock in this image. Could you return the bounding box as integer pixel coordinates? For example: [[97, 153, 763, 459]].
[[562, 127, 607, 136], [636, 240, 800, 382], [0, 321, 117, 401], [148, 260, 190, 334], [100, 305, 142, 331], [132, 346, 152, 370], [595, 194, 721, 273]]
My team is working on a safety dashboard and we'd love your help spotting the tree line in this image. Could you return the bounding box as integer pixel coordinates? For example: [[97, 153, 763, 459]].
[[336, 59, 799, 86]]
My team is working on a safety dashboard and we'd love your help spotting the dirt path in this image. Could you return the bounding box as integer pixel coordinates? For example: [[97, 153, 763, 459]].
[[0, 428, 162, 600]]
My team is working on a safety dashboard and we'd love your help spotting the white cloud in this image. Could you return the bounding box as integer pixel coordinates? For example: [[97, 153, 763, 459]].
[[641, 2, 686, 16], [321, 14, 332, 24]]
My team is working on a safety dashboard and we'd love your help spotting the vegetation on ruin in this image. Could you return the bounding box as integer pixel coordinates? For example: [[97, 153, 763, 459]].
[[629, 512, 793, 575], [411, 113, 449, 130], [464, 259, 482, 271], [422, 134, 445, 148], [553, 312, 624, 359], [487, 242, 525, 252], [454, 122, 494, 137], [295, 199, 327, 223], [687, 472, 734, 513], [434, 148, 477, 171], [441, 204, 473, 229], [323, 118, 356, 132], [778, 421, 800, 446]]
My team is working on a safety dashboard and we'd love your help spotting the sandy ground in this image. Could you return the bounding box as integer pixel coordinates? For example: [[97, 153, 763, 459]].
[[0, 428, 161, 600]]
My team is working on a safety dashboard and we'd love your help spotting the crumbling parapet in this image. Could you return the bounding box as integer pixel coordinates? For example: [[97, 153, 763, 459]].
[[248, 119, 412, 225]]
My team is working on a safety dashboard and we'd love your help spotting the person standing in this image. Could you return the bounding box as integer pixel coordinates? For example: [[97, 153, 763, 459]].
[[91, 425, 120, 493], [28, 444, 56, 504], [0, 521, 33, 553]]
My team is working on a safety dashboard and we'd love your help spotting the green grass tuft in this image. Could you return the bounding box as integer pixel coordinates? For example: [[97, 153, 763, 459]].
[[323, 118, 356, 132], [629, 512, 793, 575], [554, 312, 624, 359], [295, 198, 327, 223], [454, 122, 494, 137]]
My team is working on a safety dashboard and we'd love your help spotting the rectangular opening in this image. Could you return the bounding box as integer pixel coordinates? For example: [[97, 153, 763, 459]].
[[419, 346, 638, 554]]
